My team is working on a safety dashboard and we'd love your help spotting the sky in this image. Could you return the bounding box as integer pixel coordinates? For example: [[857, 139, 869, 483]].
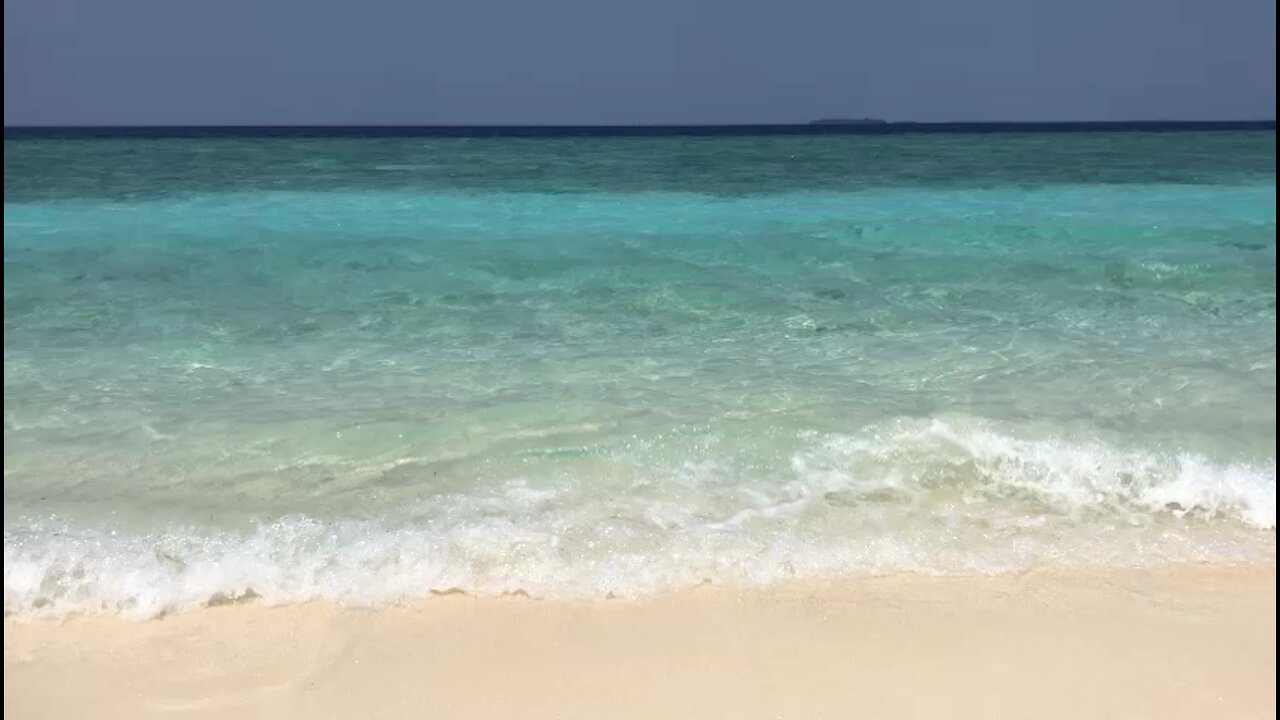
[[4, 0, 1276, 125]]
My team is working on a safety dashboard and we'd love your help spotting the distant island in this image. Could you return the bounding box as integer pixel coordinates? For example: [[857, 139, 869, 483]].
[[809, 118, 888, 125]]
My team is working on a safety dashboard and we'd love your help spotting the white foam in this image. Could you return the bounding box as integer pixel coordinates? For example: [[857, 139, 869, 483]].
[[793, 418, 1277, 528], [4, 419, 1274, 621]]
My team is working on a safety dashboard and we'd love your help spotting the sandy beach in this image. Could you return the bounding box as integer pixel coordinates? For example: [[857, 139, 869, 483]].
[[4, 562, 1274, 720]]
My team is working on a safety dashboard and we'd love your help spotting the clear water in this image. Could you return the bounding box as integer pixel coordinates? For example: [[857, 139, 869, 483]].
[[4, 132, 1276, 619]]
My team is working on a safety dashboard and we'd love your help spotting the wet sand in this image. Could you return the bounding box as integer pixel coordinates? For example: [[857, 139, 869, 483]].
[[5, 563, 1275, 720]]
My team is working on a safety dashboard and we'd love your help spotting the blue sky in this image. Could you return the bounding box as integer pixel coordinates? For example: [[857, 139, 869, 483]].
[[4, 0, 1275, 125]]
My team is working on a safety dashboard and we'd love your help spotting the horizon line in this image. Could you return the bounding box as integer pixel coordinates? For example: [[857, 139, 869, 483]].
[[5, 119, 1276, 129], [6, 120, 1274, 140]]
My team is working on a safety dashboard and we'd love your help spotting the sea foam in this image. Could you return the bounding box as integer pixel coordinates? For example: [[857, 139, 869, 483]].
[[5, 420, 1273, 620]]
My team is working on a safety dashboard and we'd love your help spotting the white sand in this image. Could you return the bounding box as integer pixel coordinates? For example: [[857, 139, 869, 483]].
[[4, 563, 1275, 719]]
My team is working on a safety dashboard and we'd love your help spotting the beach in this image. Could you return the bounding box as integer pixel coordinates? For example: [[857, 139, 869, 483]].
[[5, 131, 1275, 717], [5, 563, 1275, 720]]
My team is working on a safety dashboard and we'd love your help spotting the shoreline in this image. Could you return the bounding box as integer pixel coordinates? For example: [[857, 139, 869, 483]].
[[5, 562, 1275, 719]]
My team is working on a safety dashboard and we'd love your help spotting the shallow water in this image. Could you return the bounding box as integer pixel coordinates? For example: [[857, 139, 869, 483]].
[[4, 132, 1276, 619]]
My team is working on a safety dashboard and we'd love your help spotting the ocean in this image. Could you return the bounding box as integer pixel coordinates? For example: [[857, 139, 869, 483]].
[[4, 129, 1276, 619]]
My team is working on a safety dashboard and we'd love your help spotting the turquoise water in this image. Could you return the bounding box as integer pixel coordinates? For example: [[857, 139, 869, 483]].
[[4, 132, 1276, 619]]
